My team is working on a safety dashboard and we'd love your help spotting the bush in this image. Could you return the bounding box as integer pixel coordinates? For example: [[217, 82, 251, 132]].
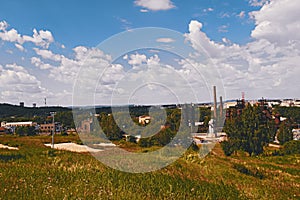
[[282, 140, 300, 155], [221, 140, 236, 156]]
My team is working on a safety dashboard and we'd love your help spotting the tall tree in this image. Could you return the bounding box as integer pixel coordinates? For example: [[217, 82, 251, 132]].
[[277, 122, 293, 145], [222, 104, 275, 156]]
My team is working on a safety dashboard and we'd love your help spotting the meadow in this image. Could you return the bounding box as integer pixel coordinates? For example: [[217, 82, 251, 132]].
[[0, 135, 299, 199]]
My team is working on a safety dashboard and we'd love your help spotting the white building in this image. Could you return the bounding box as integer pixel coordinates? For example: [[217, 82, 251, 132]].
[[292, 129, 300, 141], [1, 121, 35, 128]]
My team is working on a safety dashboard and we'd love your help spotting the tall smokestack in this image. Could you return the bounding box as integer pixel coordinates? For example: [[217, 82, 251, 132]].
[[220, 96, 223, 119], [213, 86, 217, 119]]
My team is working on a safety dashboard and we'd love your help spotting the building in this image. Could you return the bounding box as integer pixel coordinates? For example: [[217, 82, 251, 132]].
[[294, 100, 300, 107], [224, 101, 237, 109], [39, 123, 62, 135], [138, 115, 151, 125], [292, 129, 300, 141], [1, 121, 35, 128], [280, 99, 294, 107], [0, 127, 9, 134], [1, 121, 37, 134], [77, 118, 93, 133]]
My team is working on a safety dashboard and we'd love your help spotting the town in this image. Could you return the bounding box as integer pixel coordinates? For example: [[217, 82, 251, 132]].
[[1, 93, 299, 146]]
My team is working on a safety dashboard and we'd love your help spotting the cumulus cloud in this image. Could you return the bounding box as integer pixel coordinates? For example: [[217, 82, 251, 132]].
[[250, 0, 300, 45], [23, 29, 54, 48], [33, 48, 62, 62], [0, 21, 8, 31], [126, 53, 147, 66], [184, 19, 300, 99], [134, 0, 175, 11], [0, 63, 49, 104], [0, 20, 54, 49], [0, 28, 23, 43], [31, 57, 53, 70]]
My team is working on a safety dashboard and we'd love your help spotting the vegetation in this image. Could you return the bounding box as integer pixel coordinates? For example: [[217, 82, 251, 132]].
[[15, 126, 37, 136], [0, 135, 299, 199], [0, 103, 70, 119], [274, 106, 300, 127], [282, 140, 300, 155], [222, 104, 275, 156], [277, 122, 293, 145]]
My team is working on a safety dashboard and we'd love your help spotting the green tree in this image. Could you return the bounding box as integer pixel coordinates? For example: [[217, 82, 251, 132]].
[[15, 126, 37, 136], [277, 122, 293, 145], [282, 140, 300, 155], [222, 104, 275, 156]]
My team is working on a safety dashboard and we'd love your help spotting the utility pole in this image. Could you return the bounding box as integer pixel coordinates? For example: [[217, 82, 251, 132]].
[[50, 112, 56, 148]]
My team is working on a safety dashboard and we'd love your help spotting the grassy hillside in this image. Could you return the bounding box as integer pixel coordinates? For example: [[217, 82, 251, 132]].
[[0, 135, 299, 199]]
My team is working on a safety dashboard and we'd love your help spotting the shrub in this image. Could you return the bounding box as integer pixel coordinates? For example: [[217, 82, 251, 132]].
[[282, 140, 300, 155]]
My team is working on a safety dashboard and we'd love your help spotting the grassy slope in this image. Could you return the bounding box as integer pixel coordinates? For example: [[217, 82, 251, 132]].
[[0, 135, 299, 200]]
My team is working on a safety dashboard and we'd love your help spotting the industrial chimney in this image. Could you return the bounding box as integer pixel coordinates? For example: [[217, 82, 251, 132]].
[[213, 86, 217, 119]]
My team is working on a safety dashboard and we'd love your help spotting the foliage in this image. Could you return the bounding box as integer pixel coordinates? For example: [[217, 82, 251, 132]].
[[221, 140, 238, 156], [0, 103, 70, 119], [15, 126, 37, 136], [277, 122, 293, 145], [282, 140, 300, 155], [223, 104, 276, 156], [274, 106, 300, 126]]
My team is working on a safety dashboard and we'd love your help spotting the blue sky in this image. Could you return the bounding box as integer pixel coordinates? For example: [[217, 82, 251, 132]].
[[0, 0, 299, 106], [0, 0, 259, 47]]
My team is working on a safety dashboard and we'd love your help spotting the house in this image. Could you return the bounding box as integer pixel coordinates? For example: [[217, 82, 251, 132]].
[[0, 127, 9, 135], [39, 123, 62, 135], [77, 118, 93, 133], [292, 129, 300, 141], [138, 115, 151, 125]]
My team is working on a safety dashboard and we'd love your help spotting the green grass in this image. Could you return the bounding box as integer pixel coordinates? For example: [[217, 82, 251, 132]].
[[0, 135, 299, 199]]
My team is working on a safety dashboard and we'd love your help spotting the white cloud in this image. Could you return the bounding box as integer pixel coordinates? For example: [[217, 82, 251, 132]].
[[0, 63, 49, 104], [249, 0, 269, 7], [203, 8, 214, 12], [0, 20, 54, 49], [134, 0, 175, 11], [140, 9, 149, 13], [222, 37, 232, 44], [0, 21, 8, 31], [146, 54, 160, 65], [31, 57, 53, 70], [184, 19, 300, 99], [218, 25, 229, 33], [33, 48, 62, 62], [23, 29, 54, 48], [127, 53, 147, 66], [250, 0, 300, 45], [0, 28, 23, 43], [238, 11, 246, 19], [15, 43, 25, 51], [116, 17, 132, 31], [156, 37, 175, 43]]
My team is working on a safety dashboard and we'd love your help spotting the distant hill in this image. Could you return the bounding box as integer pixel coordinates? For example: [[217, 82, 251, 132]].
[[0, 103, 70, 119]]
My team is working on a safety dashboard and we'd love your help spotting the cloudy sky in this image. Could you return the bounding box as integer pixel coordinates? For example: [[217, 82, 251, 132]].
[[0, 0, 299, 106]]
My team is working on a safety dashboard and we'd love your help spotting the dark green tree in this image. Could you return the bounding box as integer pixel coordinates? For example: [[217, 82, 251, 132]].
[[15, 126, 37, 136], [222, 104, 275, 156], [277, 122, 293, 145]]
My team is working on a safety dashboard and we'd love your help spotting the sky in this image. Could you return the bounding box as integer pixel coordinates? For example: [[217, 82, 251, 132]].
[[0, 0, 299, 106]]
